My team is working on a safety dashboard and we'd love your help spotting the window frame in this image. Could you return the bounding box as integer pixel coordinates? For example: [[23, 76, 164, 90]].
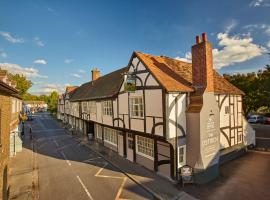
[[102, 100, 113, 116], [95, 124, 103, 139], [136, 135, 154, 160], [129, 96, 144, 118], [103, 127, 118, 146], [178, 145, 186, 168]]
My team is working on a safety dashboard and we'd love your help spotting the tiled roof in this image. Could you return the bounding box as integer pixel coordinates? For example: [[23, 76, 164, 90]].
[[66, 86, 78, 94], [135, 52, 244, 95], [70, 67, 129, 101]]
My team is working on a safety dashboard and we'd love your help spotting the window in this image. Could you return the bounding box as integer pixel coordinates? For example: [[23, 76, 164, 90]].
[[136, 136, 154, 159], [102, 101, 112, 116], [89, 101, 97, 114], [103, 127, 118, 145], [178, 145, 186, 167], [225, 106, 230, 114], [130, 97, 143, 118], [95, 124, 103, 139]]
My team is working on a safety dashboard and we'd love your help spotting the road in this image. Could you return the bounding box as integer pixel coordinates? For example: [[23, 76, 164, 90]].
[[252, 124, 270, 150], [29, 112, 153, 200]]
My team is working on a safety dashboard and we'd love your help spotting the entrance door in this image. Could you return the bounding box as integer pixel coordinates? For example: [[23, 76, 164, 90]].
[[86, 122, 94, 138], [126, 133, 134, 161]]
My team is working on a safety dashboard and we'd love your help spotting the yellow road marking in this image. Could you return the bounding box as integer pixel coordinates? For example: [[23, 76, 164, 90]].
[[94, 162, 129, 199], [115, 177, 127, 200]]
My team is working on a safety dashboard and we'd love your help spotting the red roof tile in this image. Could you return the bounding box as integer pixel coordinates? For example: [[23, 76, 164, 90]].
[[135, 52, 244, 95]]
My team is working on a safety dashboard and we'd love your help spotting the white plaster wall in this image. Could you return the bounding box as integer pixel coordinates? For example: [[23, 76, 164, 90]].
[[146, 74, 159, 86], [145, 90, 162, 117], [243, 117, 256, 146], [132, 57, 139, 67], [113, 99, 118, 119], [96, 102, 102, 123], [137, 61, 146, 71], [167, 93, 187, 139], [118, 93, 128, 115]]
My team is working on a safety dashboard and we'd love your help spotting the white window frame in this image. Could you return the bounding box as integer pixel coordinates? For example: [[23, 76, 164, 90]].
[[178, 145, 186, 168], [102, 100, 112, 116], [129, 96, 144, 118], [136, 136, 154, 160], [95, 124, 103, 139], [103, 127, 118, 146]]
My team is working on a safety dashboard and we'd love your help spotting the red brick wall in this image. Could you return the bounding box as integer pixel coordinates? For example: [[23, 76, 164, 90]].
[[192, 39, 214, 92]]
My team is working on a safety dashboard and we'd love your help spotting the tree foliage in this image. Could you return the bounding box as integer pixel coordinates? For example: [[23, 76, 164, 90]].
[[224, 65, 270, 116], [8, 74, 33, 96]]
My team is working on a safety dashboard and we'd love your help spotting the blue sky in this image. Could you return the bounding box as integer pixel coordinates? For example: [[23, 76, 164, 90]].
[[0, 0, 270, 94]]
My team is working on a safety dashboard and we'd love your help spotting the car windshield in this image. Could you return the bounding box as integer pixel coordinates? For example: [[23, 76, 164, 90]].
[[250, 116, 257, 119]]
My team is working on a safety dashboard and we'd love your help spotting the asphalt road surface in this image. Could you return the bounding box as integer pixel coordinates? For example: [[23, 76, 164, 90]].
[[29, 112, 153, 200], [252, 124, 270, 150]]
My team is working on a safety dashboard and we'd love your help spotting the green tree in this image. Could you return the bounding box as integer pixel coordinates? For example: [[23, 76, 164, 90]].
[[47, 91, 58, 113], [8, 74, 33, 97], [224, 65, 270, 116]]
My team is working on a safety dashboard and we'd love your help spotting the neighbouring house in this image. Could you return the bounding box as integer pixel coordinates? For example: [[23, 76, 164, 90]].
[[0, 69, 22, 200], [58, 86, 78, 126], [57, 94, 65, 121], [59, 33, 255, 183], [23, 100, 48, 113]]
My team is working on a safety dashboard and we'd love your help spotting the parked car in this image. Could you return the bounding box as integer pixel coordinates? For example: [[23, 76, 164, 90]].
[[248, 115, 265, 123], [265, 117, 270, 124]]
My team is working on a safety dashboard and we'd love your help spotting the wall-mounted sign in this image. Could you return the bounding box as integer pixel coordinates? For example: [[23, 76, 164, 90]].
[[124, 74, 136, 92], [180, 165, 194, 186]]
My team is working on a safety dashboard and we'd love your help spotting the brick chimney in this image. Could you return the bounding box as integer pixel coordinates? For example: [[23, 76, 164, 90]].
[[192, 33, 214, 92], [91, 68, 100, 81]]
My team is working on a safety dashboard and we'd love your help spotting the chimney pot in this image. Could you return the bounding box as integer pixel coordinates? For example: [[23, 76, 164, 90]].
[[196, 35, 201, 44], [202, 32, 207, 42]]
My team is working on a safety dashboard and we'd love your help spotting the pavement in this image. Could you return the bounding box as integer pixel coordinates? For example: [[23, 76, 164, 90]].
[[9, 112, 196, 200], [182, 150, 270, 200], [9, 124, 38, 200]]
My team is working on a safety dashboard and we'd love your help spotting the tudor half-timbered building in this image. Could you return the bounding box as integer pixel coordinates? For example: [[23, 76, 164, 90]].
[[62, 33, 255, 183]]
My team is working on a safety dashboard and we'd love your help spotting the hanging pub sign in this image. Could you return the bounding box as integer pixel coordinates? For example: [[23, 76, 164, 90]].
[[124, 74, 136, 93], [180, 165, 194, 186]]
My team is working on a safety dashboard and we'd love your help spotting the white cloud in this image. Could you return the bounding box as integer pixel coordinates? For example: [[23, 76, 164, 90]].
[[0, 63, 47, 78], [175, 52, 192, 63], [267, 40, 270, 48], [78, 69, 85, 73], [213, 33, 266, 69], [249, 0, 270, 7], [64, 58, 74, 64], [0, 31, 24, 43], [31, 83, 66, 95], [0, 49, 7, 58], [70, 73, 81, 78], [33, 59, 47, 65], [243, 24, 270, 36], [34, 37, 44, 47], [225, 19, 238, 33]]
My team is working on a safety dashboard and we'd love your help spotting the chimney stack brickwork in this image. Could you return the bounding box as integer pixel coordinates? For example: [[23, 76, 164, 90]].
[[91, 68, 100, 81], [192, 33, 214, 92]]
